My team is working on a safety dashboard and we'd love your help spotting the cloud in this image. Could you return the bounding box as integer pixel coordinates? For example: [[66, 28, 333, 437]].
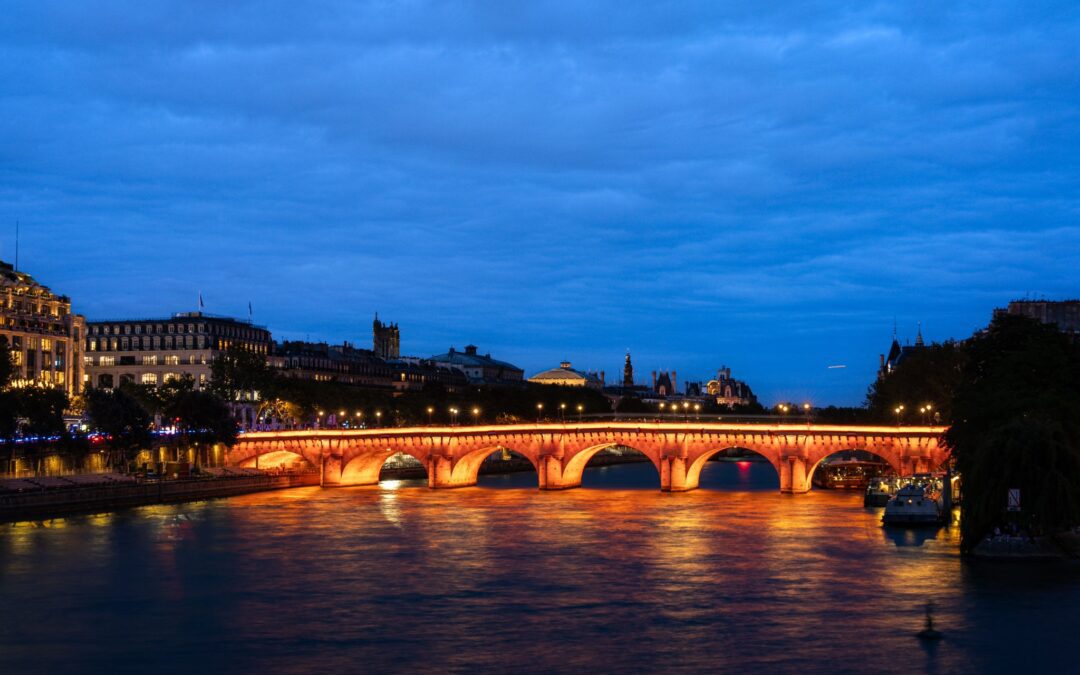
[[2, 1, 1078, 404]]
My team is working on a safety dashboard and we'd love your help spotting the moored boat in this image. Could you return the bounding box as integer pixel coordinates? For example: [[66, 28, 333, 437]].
[[882, 483, 945, 525]]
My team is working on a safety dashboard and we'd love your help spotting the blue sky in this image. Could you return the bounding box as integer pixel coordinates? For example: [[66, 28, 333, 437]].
[[2, 2, 1078, 405]]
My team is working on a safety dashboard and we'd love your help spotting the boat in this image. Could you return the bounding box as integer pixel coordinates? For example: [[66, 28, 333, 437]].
[[882, 483, 945, 525], [812, 458, 891, 490], [863, 478, 896, 507]]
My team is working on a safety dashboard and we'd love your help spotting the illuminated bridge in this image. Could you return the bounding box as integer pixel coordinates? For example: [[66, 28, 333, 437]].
[[227, 423, 949, 493]]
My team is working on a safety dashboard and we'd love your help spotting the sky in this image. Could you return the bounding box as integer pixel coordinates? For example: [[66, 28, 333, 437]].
[[1, 2, 1078, 406]]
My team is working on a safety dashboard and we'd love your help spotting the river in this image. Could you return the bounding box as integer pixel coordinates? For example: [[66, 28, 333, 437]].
[[1, 461, 1077, 674]]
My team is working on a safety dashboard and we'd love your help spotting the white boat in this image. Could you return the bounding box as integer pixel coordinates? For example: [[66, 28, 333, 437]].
[[882, 484, 945, 525]]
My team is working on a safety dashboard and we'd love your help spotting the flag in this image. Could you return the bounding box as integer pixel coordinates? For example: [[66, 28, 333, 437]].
[[199, 292, 204, 310], [248, 301, 253, 318]]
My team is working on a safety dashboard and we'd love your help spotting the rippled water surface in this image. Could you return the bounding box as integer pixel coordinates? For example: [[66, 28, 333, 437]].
[[2, 462, 1078, 674]]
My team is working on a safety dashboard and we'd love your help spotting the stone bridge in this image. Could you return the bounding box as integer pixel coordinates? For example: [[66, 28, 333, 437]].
[[227, 422, 949, 493]]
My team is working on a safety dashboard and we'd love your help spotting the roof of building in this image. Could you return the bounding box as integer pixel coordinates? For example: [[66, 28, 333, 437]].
[[428, 345, 522, 372], [529, 362, 598, 383]]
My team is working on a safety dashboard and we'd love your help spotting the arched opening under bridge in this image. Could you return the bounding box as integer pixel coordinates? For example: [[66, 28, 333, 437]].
[[475, 448, 539, 489], [340, 449, 428, 487], [808, 449, 901, 491], [686, 447, 779, 491], [238, 450, 314, 472], [578, 444, 660, 489]]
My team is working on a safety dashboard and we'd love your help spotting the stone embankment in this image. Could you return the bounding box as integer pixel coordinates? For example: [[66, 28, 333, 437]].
[[0, 470, 320, 523]]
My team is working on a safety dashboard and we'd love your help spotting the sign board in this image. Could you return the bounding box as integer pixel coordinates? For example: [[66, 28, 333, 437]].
[[1007, 488, 1021, 512]]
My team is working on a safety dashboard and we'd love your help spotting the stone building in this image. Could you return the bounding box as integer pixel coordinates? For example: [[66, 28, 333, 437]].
[[0, 260, 85, 397], [652, 370, 677, 397], [428, 345, 524, 386], [272, 340, 395, 389], [878, 325, 925, 378], [372, 314, 400, 360], [84, 312, 272, 390], [528, 362, 604, 390], [705, 366, 757, 408], [994, 300, 1080, 335]]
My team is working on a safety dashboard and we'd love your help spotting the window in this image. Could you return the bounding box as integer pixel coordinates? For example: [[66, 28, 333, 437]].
[[99, 356, 116, 366], [142, 355, 157, 365], [163, 372, 180, 383], [41, 339, 53, 351], [141, 373, 158, 385], [165, 355, 180, 365]]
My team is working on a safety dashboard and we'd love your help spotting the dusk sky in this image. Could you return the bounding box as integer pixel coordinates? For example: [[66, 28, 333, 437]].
[[2, 2, 1078, 405]]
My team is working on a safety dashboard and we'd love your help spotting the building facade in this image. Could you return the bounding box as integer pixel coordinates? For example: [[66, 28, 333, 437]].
[[1, 260, 85, 397], [272, 340, 396, 389], [84, 312, 271, 390], [994, 300, 1080, 335], [373, 314, 400, 360], [428, 345, 524, 385], [705, 366, 757, 407]]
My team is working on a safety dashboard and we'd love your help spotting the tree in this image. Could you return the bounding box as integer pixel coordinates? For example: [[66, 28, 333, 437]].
[[165, 389, 239, 466], [0, 335, 14, 389], [13, 386, 70, 474], [85, 387, 153, 470], [865, 340, 966, 424], [945, 314, 1080, 551], [210, 345, 273, 401]]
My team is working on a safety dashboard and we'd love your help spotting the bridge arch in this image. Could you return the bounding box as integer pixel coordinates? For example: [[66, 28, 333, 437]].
[[561, 443, 661, 489], [450, 445, 540, 488], [806, 447, 902, 489], [237, 449, 313, 471], [685, 446, 781, 492], [340, 446, 428, 486]]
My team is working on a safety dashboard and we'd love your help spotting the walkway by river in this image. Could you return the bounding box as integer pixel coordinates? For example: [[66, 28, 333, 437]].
[[1, 462, 1077, 674]]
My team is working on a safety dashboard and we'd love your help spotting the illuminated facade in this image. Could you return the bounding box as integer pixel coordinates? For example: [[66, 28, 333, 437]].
[[0, 260, 85, 397], [84, 312, 271, 390], [528, 362, 604, 389], [705, 366, 757, 407]]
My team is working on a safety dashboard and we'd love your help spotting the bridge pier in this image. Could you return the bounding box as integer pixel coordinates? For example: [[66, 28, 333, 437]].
[[320, 454, 344, 487], [660, 456, 692, 492], [779, 456, 811, 494]]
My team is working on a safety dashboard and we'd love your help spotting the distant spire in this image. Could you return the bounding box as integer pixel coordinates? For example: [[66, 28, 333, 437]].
[[915, 321, 924, 347]]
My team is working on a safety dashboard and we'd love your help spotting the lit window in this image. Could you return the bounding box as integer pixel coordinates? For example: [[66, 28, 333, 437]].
[[165, 355, 180, 365], [142, 355, 157, 365], [163, 372, 180, 383], [141, 373, 158, 385], [99, 356, 115, 366]]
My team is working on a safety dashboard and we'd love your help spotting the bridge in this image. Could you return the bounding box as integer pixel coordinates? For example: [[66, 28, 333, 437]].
[[227, 422, 949, 493]]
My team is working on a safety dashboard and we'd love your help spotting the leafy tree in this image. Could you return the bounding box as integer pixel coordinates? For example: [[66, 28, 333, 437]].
[[865, 340, 966, 424], [84, 387, 153, 470], [0, 335, 14, 389], [13, 386, 70, 474], [945, 314, 1080, 552], [210, 345, 273, 401], [165, 389, 239, 465]]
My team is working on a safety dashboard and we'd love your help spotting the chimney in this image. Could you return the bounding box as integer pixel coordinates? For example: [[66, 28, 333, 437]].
[[652, 371, 657, 390], [672, 370, 677, 394]]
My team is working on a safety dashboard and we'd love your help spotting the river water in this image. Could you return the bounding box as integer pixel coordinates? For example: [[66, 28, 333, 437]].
[[1, 462, 1077, 674]]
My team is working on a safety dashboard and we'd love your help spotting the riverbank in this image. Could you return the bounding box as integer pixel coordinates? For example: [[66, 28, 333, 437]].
[[0, 471, 320, 523]]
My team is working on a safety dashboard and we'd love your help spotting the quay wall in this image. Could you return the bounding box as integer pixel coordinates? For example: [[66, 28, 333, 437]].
[[0, 473, 320, 523]]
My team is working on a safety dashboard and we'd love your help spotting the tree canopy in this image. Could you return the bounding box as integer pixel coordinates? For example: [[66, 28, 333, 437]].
[[865, 340, 966, 424], [944, 314, 1080, 551]]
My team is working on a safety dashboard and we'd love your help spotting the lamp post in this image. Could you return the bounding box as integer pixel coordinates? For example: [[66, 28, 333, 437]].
[[659, 401, 666, 421], [472, 407, 480, 425], [426, 406, 434, 425], [682, 400, 690, 421], [894, 404, 904, 427], [694, 403, 701, 421], [536, 403, 543, 423], [803, 402, 811, 424], [450, 407, 459, 425], [577, 404, 584, 420], [559, 403, 566, 421], [375, 410, 382, 427], [339, 410, 346, 429]]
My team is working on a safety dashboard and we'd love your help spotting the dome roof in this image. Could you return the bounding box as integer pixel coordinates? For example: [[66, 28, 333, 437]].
[[529, 361, 594, 382]]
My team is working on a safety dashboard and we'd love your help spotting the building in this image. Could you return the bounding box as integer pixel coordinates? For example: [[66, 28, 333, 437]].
[[652, 370, 677, 397], [528, 361, 604, 390], [272, 340, 396, 389], [622, 352, 634, 387], [994, 300, 1080, 335], [427, 345, 524, 386], [373, 314, 400, 360], [1, 260, 85, 397], [705, 366, 757, 407], [386, 357, 469, 392], [84, 312, 272, 390], [878, 325, 925, 378]]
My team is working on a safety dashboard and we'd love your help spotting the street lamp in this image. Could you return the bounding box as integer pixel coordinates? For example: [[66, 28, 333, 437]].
[[803, 402, 811, 424], [426, 406, 434, 425], [375, 410, 382, 427], [559, 402, 566, 421], [894, 404, 905, 426], [693, 403, 701, 421], [576, 404, 584, 419], [536, 403, 544, 423], [472, 407, 480, 424], [682, 400, 690, 421], [450, 407, 459, 425], [659, 402, 666, 420]]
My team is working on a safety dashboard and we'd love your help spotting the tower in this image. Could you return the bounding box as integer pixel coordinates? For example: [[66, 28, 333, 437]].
[[623, 352, 634, 388], [372, 313, 400, 360]]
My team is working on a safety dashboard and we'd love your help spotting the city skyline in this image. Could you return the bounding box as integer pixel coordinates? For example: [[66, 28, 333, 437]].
[[3, 2, 1079, 405]]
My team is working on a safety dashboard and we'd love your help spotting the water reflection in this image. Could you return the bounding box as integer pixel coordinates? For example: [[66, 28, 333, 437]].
[[1, 463, 1078, 673]]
